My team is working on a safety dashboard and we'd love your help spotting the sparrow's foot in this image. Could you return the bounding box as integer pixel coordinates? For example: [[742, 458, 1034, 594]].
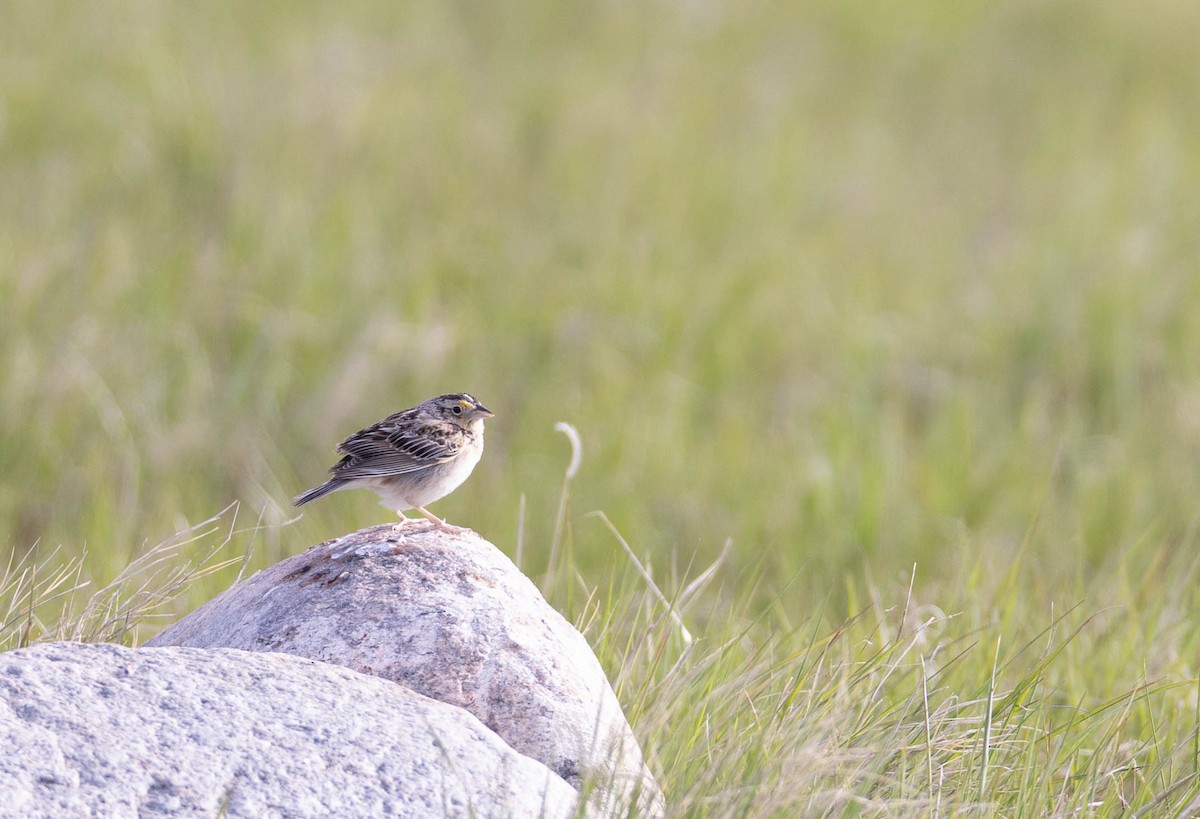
[[415, 506, 469, 535]]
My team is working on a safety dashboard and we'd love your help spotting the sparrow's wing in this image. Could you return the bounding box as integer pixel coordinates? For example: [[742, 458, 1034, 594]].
[[329, 417, 466, 479]]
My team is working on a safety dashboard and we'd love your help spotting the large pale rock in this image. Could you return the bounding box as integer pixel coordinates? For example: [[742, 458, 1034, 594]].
[[147, 524, 663, 817], [0, 642, 579, 818]]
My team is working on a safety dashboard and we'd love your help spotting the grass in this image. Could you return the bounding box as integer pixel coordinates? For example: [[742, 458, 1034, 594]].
[[2, 1, 1200, 815]]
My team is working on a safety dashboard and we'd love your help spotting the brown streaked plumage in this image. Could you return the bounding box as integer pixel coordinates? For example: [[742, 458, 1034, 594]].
[[294, 393, 493, 532]]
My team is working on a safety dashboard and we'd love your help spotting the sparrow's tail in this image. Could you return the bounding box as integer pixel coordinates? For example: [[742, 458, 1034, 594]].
[[292, 480, 346, 507]]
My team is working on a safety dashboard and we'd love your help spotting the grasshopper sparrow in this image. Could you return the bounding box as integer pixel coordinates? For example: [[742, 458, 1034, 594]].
[[294, 393, 493, 532]]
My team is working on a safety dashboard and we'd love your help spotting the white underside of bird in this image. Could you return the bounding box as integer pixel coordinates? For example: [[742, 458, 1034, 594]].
[[362, 432, 484, 515]]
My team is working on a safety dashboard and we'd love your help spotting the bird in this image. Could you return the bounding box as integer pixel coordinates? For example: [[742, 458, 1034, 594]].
[[294, 393, 494, 533]]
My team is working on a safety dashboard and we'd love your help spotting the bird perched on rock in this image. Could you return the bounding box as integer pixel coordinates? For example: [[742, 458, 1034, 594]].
[[294, 393, 493, 532]]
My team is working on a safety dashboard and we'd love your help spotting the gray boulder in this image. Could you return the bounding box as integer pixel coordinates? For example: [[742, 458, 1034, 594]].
[[0, 642, 580, 818], [148, 524, 663, 817]]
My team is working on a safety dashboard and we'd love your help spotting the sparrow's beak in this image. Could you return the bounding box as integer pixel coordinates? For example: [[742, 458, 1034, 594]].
[[475, 402, 494, 418]]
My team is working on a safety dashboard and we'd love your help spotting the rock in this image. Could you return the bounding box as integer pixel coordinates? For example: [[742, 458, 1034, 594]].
[[147, 524, 664, 817], [0, 642, 581, 819]]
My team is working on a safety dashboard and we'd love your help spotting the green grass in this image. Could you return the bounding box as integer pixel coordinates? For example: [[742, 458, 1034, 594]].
[[3, 1, 1200, 815]]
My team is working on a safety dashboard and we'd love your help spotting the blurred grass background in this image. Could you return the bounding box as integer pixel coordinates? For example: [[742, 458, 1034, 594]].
[[3, 1, 1200, 813]]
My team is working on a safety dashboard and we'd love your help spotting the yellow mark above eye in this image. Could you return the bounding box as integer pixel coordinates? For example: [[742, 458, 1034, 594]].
[[459, 400, 473, 409]]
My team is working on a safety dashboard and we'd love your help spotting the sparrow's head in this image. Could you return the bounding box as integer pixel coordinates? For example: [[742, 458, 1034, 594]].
[[425, 393, 494, 425]]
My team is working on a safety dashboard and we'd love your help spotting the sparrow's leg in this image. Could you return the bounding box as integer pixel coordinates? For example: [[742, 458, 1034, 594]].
[[414, 506, 468, 535]]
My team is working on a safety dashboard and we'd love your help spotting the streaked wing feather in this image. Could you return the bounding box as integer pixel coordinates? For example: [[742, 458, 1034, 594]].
[[330, 452, 435, 478], [330, 417, 464, 479], [387, 433, 459, 461]]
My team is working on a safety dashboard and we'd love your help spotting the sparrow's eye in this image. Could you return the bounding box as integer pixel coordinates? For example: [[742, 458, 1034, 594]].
[[451, 405, 463, 415]]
